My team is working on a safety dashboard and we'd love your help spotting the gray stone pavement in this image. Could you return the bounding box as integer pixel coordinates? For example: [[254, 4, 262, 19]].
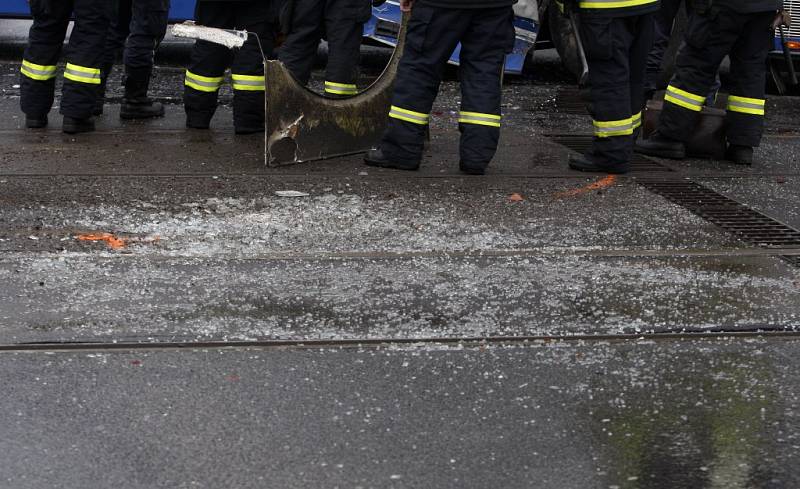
[[1, 338, 799, 489], [1, 54, 800, 487]]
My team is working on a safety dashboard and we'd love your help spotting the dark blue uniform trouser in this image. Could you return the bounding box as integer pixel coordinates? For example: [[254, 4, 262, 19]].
[[643, 0, 720, 104], [580, 13, 655, 166], [379, 5, 515, 168], [278, 0, 370, 95], [20, 0, 111, 119], [643, 0, 684, 96], [183, 1, 276, 129], [102, 0, 170, 69], [659, 8, 773, 147]]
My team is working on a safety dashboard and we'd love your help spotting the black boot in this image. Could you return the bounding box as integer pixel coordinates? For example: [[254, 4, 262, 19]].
[[364, 148, 420, 171], [459, 162, 487, 175], [568, 155, 630, 174], [725, 144, 753, 165], [120, 66, 164, 120], [634, 131, 686, 159], [26, 115, 48, 129], [94, 62, 113, 116], [62, 116, 95, 134]]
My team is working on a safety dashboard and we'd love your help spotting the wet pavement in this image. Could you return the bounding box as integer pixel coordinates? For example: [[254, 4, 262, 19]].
[[2, 339, 799, 489], [1, 48, 800, 487]]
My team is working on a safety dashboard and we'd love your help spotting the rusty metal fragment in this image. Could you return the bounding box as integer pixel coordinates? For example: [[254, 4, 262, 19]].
[[264, 15, 409, 166]]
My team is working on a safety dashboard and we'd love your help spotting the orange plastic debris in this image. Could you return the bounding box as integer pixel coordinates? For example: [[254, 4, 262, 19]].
[[509, 193, 525, 202], [554, 175, 617, 198], [76, 233, 128, 250]]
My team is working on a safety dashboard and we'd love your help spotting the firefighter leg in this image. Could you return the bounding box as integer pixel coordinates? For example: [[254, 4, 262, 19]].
[[97, 0, 132, 115], [579, 16, 637, 168], [184, 2, 234, 129], [643, 0, 682, 98], [322, 0, 371, 97], [231, 3, 276, 134], [657, 9, 737, 142], [20, 0, 73, 125], [373, 6, 468, 168], [630, 13, 655, 140], [724, 11, 773, 149], [278, 0, 325, 86], [120, 0, 170, 119], [103, 0, 131, 67], [457, 7, 515, 173], [60, 0, 112, 129]]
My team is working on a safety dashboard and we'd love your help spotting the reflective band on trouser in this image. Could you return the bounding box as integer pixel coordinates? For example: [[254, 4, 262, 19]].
[[20, 59, 57, 81], [63, 63, 101, 85], [325, 81, 357, 95], [664, 85, 704, 112], [580, 0, 657, 7], [631, 111, 642, 129], [727, 95, 765, 116], [458, 111, 501, 128], [388, 105, 430, 125], [185, 70, 224, 93], [232, 74, 265, 91], [593, 117, 633, 138]]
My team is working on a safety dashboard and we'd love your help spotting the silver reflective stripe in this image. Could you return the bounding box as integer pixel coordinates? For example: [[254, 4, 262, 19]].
[[594, 122, 632, 134], [23, 66, 56, 76], [233, 79, 264, 87], [64, 67, 100, 81], [459, 113, 501, 124], [729, 100, 763, 110], [666, 88, 703, 108], [186, 75, 220, 89], [389, 108, 428, 123]]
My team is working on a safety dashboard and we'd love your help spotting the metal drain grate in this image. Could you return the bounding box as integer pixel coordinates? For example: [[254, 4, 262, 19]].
[[555, 87, 587, 115], [640, 179, 800, 248], [781, 255, 800, 267], [549, 135, 673, 173]]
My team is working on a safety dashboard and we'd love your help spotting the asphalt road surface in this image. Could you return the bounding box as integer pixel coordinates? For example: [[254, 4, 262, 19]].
[[0, 43, 799, 488]]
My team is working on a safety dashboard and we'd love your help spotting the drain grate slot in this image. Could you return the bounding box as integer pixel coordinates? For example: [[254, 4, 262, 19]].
[[554, 87, 587, 115], [548, 135, 673, 173], [640, 179, 800, 249], [781, 255, 800, 267]]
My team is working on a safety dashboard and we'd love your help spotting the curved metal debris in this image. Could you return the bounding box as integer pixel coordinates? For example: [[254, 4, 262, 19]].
[[265, 14, 409, 166]]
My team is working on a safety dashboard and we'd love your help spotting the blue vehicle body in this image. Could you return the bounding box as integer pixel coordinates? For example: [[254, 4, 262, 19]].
[[0, 0, 539, 75], [0, 0, 196, 20], [365, 1, 538, 75]]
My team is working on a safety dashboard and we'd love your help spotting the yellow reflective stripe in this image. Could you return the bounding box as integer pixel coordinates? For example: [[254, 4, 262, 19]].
[[21, 60, 58, 81], [667, 85, 705, 103], [593, 117, 633, 137], [631, 111, 642, 129], [389, 105, 430, 125], [459, 111, 502, 127], [22, 59, 57, 72], [63, 63, 101, 85], [667, 85, 706, 105], [186, 71, 224, 84], [65, 63, 100, 75], [325, 81, 357, 95], [665, 85, 704, 112], [232, 73, 265, 91], [185, 70, 224, 92], [727, 95, 765, 116], [580, 0, 657, 8]]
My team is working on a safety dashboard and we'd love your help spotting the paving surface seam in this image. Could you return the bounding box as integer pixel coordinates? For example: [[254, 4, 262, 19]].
[[2, 329, 799, 353], [2, 248, 799, 261]]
